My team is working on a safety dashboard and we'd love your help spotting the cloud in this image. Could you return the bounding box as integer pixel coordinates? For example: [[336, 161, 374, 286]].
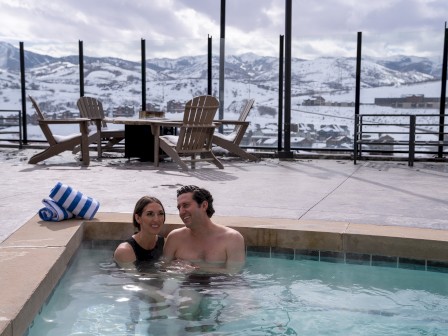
[[0, 0, 446, 59]]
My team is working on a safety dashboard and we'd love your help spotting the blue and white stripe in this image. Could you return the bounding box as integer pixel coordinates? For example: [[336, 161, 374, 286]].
[[49, 182, 100, 220], [38, 198, 74, 222]]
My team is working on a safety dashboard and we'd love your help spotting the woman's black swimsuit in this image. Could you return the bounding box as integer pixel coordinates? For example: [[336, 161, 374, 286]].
[[126, 235, 164, 261]]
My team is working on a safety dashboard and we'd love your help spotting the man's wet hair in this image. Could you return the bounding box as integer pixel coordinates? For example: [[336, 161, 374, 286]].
[[177, 185, 215, 218]]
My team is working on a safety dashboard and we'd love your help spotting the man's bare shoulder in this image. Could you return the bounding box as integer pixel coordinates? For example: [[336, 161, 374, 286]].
[[166, 227, 190, 238], [216, 225, 244, 246], [220, 225, 243, 237]]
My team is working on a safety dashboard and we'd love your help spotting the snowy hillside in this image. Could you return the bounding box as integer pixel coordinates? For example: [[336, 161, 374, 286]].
[[0, 41, 446, 148]]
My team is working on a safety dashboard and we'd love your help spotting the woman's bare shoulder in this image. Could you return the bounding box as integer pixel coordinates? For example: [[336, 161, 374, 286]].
[[114, 242, 135, 263]]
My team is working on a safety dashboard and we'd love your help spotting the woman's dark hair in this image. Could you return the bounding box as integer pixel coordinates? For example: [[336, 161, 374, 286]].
[[176, 185, 215, 218], [133, 196, 165, 231]]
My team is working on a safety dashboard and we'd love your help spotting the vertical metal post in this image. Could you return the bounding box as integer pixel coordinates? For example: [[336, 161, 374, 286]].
[[218, 0, 225, 120], [19, 42, 27, 143], [141, 38, 146, 111], [279, 0, 293, 159], [208, 35, 212, 95], [353, 115, 359, 164], [79, 40, 84, 97], [438, 24, 447, 158], [278, 35, 284, 152], [409, 115, 416, 166], [355, 32, 362, 117], [353, 32, 362, 163]]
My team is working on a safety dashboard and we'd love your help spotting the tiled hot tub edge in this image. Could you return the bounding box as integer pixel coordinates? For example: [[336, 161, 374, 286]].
[[1, 213, 447, 336]]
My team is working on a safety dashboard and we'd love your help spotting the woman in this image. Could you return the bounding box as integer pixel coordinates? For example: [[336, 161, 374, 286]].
[[114, 196, 166, 266]]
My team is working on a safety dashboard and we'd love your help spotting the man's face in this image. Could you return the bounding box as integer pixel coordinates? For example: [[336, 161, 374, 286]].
[[177, 192, 207, 227]]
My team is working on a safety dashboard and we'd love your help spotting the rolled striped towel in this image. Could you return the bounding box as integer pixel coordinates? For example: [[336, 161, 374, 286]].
[[39, 198, 74, 222], [49, 182, 100, 220]]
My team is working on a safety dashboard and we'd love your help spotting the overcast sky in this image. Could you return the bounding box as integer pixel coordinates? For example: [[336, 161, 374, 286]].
[[1, 0, 447, 60]]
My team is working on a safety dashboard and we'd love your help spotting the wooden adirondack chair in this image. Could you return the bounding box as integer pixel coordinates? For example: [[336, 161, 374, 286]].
[[76, 96, 125, 157], [212, 98, 257, 161], [28, 95, 98, 166], [159, 95, 223, 170]]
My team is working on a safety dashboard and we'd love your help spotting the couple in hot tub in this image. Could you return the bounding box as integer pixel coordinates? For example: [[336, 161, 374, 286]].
[[113, 185, 246, 275]]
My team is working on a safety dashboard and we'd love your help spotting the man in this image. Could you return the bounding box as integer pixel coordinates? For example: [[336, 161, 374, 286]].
[[163, 185, 245, 273]]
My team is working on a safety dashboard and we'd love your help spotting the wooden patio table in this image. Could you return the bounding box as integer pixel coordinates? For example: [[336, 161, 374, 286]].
[[105, 117, 182, 166]]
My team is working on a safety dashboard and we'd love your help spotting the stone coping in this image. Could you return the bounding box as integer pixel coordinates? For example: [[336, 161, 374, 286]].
[[1, 212, 448, 336]]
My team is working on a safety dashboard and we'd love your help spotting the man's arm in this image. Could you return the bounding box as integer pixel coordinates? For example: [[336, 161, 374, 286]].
[[162, 228, 185, 262], [162, 231, 176, 262], [198, 233, 245, 274], [225, 230, 246, 274]]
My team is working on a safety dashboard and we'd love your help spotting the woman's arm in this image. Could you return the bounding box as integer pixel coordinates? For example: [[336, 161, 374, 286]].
[[114, 242, 137, 266]]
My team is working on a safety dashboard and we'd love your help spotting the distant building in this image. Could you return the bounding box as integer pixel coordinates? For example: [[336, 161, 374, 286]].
[[317, 124, 350, 141], [113, 106, 134, 117], [49, 110, 77, 119], [145, 103, 162, 111], [302, 96, 354, 107], [250, 124, 277, 146], [328, 101, 355, 107], [364, 135, 395, 155], [326, 135, 352, 148], [297, 123, 316, 139], [374, 94, 442, 109], [0, 115, 20, 126], [291, 137, 313, 147], [166, 100, 184, 113], [258, 137, 313, 148], [59, 111, 77, 119], [28, 113, 39, 125], [259, 138, 277, 147], [302, 96, 325, 106]]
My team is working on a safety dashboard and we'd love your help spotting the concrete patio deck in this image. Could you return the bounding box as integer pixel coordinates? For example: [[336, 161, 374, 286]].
[[1, 146, 448, 244], [1, 147, 448, 336]]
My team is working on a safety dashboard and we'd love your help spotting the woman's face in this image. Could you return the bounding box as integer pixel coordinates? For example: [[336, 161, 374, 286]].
[[135, 202, 165, 234]]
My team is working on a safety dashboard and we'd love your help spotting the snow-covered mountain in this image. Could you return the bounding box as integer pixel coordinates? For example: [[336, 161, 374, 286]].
[[1, 41, 446, 150], [0, 41, 443, 116]]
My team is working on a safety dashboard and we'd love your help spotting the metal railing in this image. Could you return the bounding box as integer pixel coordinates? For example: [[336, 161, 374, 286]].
[[0, 25, 446, 159], [0, 109, 22, 148], [354, 114, 448, 166]]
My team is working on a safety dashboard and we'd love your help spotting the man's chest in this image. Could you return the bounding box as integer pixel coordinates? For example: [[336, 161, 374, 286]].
[[176, 239, 227, 262]]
